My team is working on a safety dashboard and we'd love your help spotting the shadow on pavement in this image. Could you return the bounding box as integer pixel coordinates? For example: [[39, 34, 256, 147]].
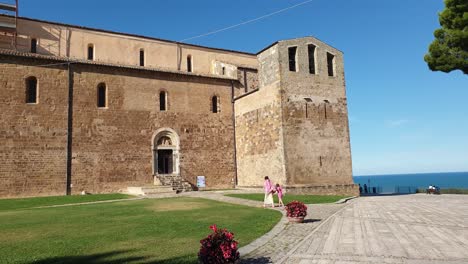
[[303, 218, 321, 223], [241, 256, 272, 264]]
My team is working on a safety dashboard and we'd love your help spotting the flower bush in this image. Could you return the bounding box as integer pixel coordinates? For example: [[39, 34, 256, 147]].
[[285, 200, 308, 218], [198, 224, 240, 264]]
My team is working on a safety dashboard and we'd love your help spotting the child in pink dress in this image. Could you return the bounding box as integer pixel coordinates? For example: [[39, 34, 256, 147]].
[[275, 183, 284, 207]]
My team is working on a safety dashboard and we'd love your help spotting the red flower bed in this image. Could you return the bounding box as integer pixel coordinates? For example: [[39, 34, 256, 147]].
[[285, 200, 308, 218], [198, 224, 240, 264]]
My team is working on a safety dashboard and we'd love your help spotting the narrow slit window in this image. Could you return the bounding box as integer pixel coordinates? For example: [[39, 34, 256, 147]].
[[97, 83, 107, 108], [88, 44, 94, 60], [212, 96, 219, 113], [31, 38, 37, 53], [187, 55, 192, 72], [222, 67, 225, 75], [139, 49, 145, 66], [288, 46, 297, 72], [308, 44, 316, 74], [324, 100, 330, 119], [160, 91, 167, 111], [26, 77, 38, 104], [327, 52, 335, 76]]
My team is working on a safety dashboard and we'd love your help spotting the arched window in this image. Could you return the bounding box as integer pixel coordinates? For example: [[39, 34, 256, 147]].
[[187, 55, 192, 72], [25, 76, 38, 104], [212, 96, 219, 113], [160, 91, 167, 111], [87, 44, 94, 60], [97, 83, 107, 108], [31, 38, 37, 53], [139, 49, 145, 66]]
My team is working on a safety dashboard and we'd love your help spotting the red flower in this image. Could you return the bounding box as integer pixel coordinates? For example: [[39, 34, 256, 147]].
[[230, 241, 238, 249], [225, 232, 233, 240], [198, 225, 240, 264], [286, 201, 308, 218]]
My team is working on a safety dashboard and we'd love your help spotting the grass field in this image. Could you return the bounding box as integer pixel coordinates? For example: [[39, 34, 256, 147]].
[[0, 196, 281, 264], [0, 193, 133, 211], [225, 193, 347, 204]]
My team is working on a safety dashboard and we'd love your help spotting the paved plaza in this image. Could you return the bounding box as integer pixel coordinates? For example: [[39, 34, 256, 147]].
[[277, 194, 468, 264]]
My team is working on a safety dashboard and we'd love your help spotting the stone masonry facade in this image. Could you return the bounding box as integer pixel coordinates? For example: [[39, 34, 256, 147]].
[[0, 15, 357, 197]]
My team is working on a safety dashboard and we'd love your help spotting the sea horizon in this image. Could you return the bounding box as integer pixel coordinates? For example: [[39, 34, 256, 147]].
[[354, 171, 468, 177], [352, 171, 468, 193]]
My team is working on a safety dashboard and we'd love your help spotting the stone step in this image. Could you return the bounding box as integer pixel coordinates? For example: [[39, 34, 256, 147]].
[[127, 186, 175, 196]]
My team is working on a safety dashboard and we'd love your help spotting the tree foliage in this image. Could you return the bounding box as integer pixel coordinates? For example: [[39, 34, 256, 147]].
[[424, 0, 467, 74]]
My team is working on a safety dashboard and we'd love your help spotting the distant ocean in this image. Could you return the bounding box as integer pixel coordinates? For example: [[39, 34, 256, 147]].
[[353, 172, 468, 193]]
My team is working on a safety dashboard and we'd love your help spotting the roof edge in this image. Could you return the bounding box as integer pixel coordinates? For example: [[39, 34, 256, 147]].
[[2, 14, 257, 57], [0, 48, 238, 82], [256, 36, 344, 55]]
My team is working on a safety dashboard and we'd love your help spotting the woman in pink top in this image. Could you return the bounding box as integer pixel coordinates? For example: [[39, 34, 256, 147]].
[[275, 183, 284, 207], [263, 176, 275, 208]]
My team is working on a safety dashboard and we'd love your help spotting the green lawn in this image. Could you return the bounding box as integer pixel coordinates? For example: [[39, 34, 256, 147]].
[[0, 193, 133, 211], [0, 197, 281, 264], [225, 193, 348, 204]]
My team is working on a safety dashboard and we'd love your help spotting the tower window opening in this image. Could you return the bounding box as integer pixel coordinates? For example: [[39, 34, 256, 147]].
[[327, 52, 335, 76], [288, 46, 297, 72], [324, 100, 330, 119], [308, 44, 316, 74]]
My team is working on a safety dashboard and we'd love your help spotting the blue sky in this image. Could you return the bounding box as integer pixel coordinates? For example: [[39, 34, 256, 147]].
[[19, 0, 467, 176]]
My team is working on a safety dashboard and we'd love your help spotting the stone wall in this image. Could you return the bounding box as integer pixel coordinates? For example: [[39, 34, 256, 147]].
[[70, 64, 237, 194], [284, 184, 359, 196], [0, 56, 69, 197], [0, 55, 238, 197], [277, 37, 355, 192], [0, 15, 258, 76], [234, 38, 356, 195], [235, 45, 287, 187], [236, 68, 259, 93]]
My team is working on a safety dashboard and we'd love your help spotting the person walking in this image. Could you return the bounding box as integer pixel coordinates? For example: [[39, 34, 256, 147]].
[[263, 176, 275, 208], [275, 183, 284, 207]]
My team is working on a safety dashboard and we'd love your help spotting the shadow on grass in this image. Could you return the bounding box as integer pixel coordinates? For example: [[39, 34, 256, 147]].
[[28, 250, 197, 264]]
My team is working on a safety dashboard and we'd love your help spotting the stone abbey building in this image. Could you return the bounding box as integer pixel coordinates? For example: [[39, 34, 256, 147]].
[[0, 12, 357, 197]]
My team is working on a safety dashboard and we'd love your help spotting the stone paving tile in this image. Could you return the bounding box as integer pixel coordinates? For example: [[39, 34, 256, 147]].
[[241, 204, 345, 263], [280, 194, 468, 264]]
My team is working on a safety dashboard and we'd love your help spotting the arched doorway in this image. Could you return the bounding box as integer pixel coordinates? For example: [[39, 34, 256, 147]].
[[152, 128, 180, 177]]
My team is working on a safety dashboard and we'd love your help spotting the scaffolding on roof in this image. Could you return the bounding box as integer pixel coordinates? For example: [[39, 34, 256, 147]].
[[0, 0, 18, 49]]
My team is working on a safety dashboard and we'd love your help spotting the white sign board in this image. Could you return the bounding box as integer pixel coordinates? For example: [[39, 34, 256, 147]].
[[197, 176, 206, 188]]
